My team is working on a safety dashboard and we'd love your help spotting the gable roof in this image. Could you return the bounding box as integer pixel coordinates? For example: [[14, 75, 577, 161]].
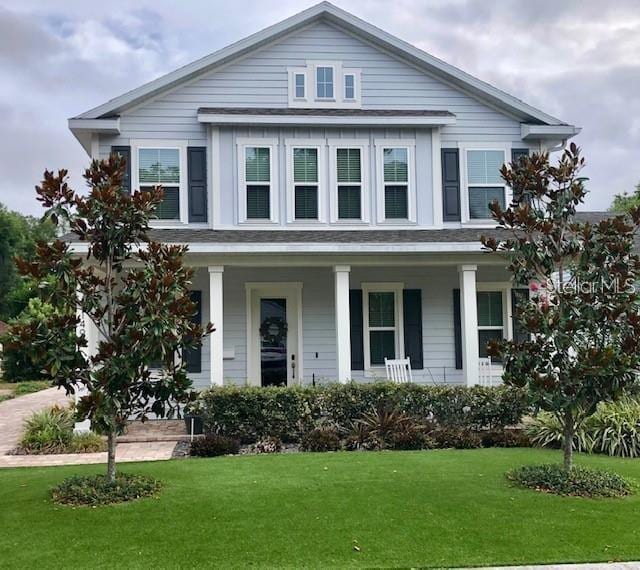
[[73, 2, 568, 126]]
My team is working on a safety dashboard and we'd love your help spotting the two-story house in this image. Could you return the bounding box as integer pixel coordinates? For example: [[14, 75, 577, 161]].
[[67, 2, 582, 390]]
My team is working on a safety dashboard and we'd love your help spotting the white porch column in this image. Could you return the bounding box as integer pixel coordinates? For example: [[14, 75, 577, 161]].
[[208, 266, 224, 386], [458, 264, 479, 386], [334, 265, 351, 383]]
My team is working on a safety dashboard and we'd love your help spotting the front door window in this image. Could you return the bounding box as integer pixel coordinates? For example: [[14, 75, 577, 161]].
[[260, 298, 288, 386]]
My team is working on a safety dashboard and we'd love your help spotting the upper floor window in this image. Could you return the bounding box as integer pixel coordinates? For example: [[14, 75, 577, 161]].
[[336, 148, 362, 220], [294, 73, 306, 99], [316, 66, 334, 99], [135, 144, 186, 222], [383, 148, 408, 219], [245, 147, 271, 220], [344, 73, 356, 100], [466, 149, 506, 220], [293, 148, 319, 220]]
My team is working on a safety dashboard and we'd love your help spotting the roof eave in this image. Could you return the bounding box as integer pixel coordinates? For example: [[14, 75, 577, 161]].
[[521, 124, 582, 141], [196, 112, 456, 127], [68, 117, 121, 156]]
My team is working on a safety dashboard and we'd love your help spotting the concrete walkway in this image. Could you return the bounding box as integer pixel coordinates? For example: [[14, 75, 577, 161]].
[[0, 386, 176, 468], [467, 562, 640, 570]]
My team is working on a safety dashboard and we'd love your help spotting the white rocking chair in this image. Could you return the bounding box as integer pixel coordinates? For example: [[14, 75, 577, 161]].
[[478, 357, 495, 387], [384, 357, 413, 383]]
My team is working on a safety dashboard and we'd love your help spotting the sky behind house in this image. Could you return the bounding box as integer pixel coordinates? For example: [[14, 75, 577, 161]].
[[1, 0, 639, 215]]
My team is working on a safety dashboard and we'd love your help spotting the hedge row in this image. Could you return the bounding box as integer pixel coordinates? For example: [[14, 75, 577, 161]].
[[196, 383, 529, 443]]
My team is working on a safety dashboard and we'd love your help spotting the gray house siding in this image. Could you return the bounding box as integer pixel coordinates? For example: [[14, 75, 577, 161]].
[[97, 21, 533, 229]]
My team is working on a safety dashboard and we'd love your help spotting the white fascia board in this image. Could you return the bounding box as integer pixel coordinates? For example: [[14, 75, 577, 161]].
[[68, 118, 121, 133], [67, 241, 484, 254], [197, 113, 455, 127], [74, 2, 569, 126], [521, 124, 581, 141]]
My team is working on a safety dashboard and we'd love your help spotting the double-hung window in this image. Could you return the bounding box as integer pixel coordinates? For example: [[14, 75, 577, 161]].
[[245, 147, 271, 220], [344, 73, 355, 100], [336, 148, 362, 220], [383, 148, 409, 219], [466, 149, 507, 220], [294, 73, 306, 99], [477, 291, 505, 358], [293, 148, 319, 220], [137, 146, 183, 221], [363, 284, 404, 368], [316, 66, 334, 99]]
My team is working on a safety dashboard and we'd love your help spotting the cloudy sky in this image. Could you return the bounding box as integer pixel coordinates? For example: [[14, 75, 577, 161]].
[[1, 0, 639, 215]]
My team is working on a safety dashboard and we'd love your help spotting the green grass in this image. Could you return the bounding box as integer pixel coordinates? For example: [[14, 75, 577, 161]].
[[0, 449, 639, 568], [0, 380, 51, 398]]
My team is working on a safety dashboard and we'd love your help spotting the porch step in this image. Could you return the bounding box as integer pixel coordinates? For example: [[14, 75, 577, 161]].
[[118, 419, 188, 443]]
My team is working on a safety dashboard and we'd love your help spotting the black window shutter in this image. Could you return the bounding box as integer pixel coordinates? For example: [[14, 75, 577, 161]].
[[441, 148, 461, 221], [511, 288, 530, 343], [185, 291, 202, 373], [111, 146, 131, 193], [402, 289, 423, 369], [511, 148, 530, 203], [453, 288, 463, 369], [349, 289, 364, 371], [188, 147, 207, 223]]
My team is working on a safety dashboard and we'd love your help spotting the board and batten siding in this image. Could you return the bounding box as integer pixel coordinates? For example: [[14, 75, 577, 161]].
[[189, 265, 469, 390]]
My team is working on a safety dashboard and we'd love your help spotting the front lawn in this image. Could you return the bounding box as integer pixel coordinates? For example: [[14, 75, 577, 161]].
[[0, 380, 51, 400], [0, 449, 639, 568]]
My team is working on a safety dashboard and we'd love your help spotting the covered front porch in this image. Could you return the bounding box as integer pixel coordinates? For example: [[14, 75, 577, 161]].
[[185, 253, 516, 389]]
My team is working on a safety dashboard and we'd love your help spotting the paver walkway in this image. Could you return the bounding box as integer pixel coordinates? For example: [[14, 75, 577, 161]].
[[0, 386, 176, 468], [467, 562, 640, 570]]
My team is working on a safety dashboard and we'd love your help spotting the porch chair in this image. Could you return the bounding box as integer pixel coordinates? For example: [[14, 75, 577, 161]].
[[478, 357, 494, 387], [384, 357, 413, 383]]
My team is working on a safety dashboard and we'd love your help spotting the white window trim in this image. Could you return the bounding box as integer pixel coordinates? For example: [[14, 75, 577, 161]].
[[343, 69, 361, 104], [374, 139, 417, 224], [289, 61, 361, 109], [476, 283, 513, 358], [131, 139, 188, 226], [287, 67, 307, 105], [285, 139, 326, 224], [236, 137, 279, 225], [314, 63, 337, 101], [362, 282, 405, 371], [328, 139, 370, 224], [458, 142, 512, 225]]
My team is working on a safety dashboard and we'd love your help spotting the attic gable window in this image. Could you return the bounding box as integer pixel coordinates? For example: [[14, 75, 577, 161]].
[[316, 66, 334, 99], [294, 73, 306, 99]]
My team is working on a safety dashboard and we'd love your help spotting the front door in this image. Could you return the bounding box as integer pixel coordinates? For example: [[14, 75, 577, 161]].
[[247, 283, 302, 387], [260, 298, 288, 386]]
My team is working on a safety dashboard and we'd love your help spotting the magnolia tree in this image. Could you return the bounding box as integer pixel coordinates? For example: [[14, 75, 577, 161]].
[[10, 155, 212, 481], [482, 144, 640, 470]]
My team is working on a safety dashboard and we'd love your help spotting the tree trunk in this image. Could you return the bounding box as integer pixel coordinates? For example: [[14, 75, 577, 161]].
[[562, 408, 574, 471], [107, 430, 117, 483]]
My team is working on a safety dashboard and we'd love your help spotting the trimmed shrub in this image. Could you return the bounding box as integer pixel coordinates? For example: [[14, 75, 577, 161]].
[[301, 427, 341, 452], [480, 429, 531, 448], [51, 473, 162, 506], [67, 432, 107, 453], [508, 464, 632, 498], [20, 405, 75, 453], [190, 434, 240, 457], [198, 383, 527, 443], [253, 436, 283, 454], [387, 428, 434, 451], [429, 427, 482, 449]]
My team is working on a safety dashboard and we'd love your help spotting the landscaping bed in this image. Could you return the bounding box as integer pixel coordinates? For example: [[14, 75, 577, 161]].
[[0, 449, 639, 568]]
